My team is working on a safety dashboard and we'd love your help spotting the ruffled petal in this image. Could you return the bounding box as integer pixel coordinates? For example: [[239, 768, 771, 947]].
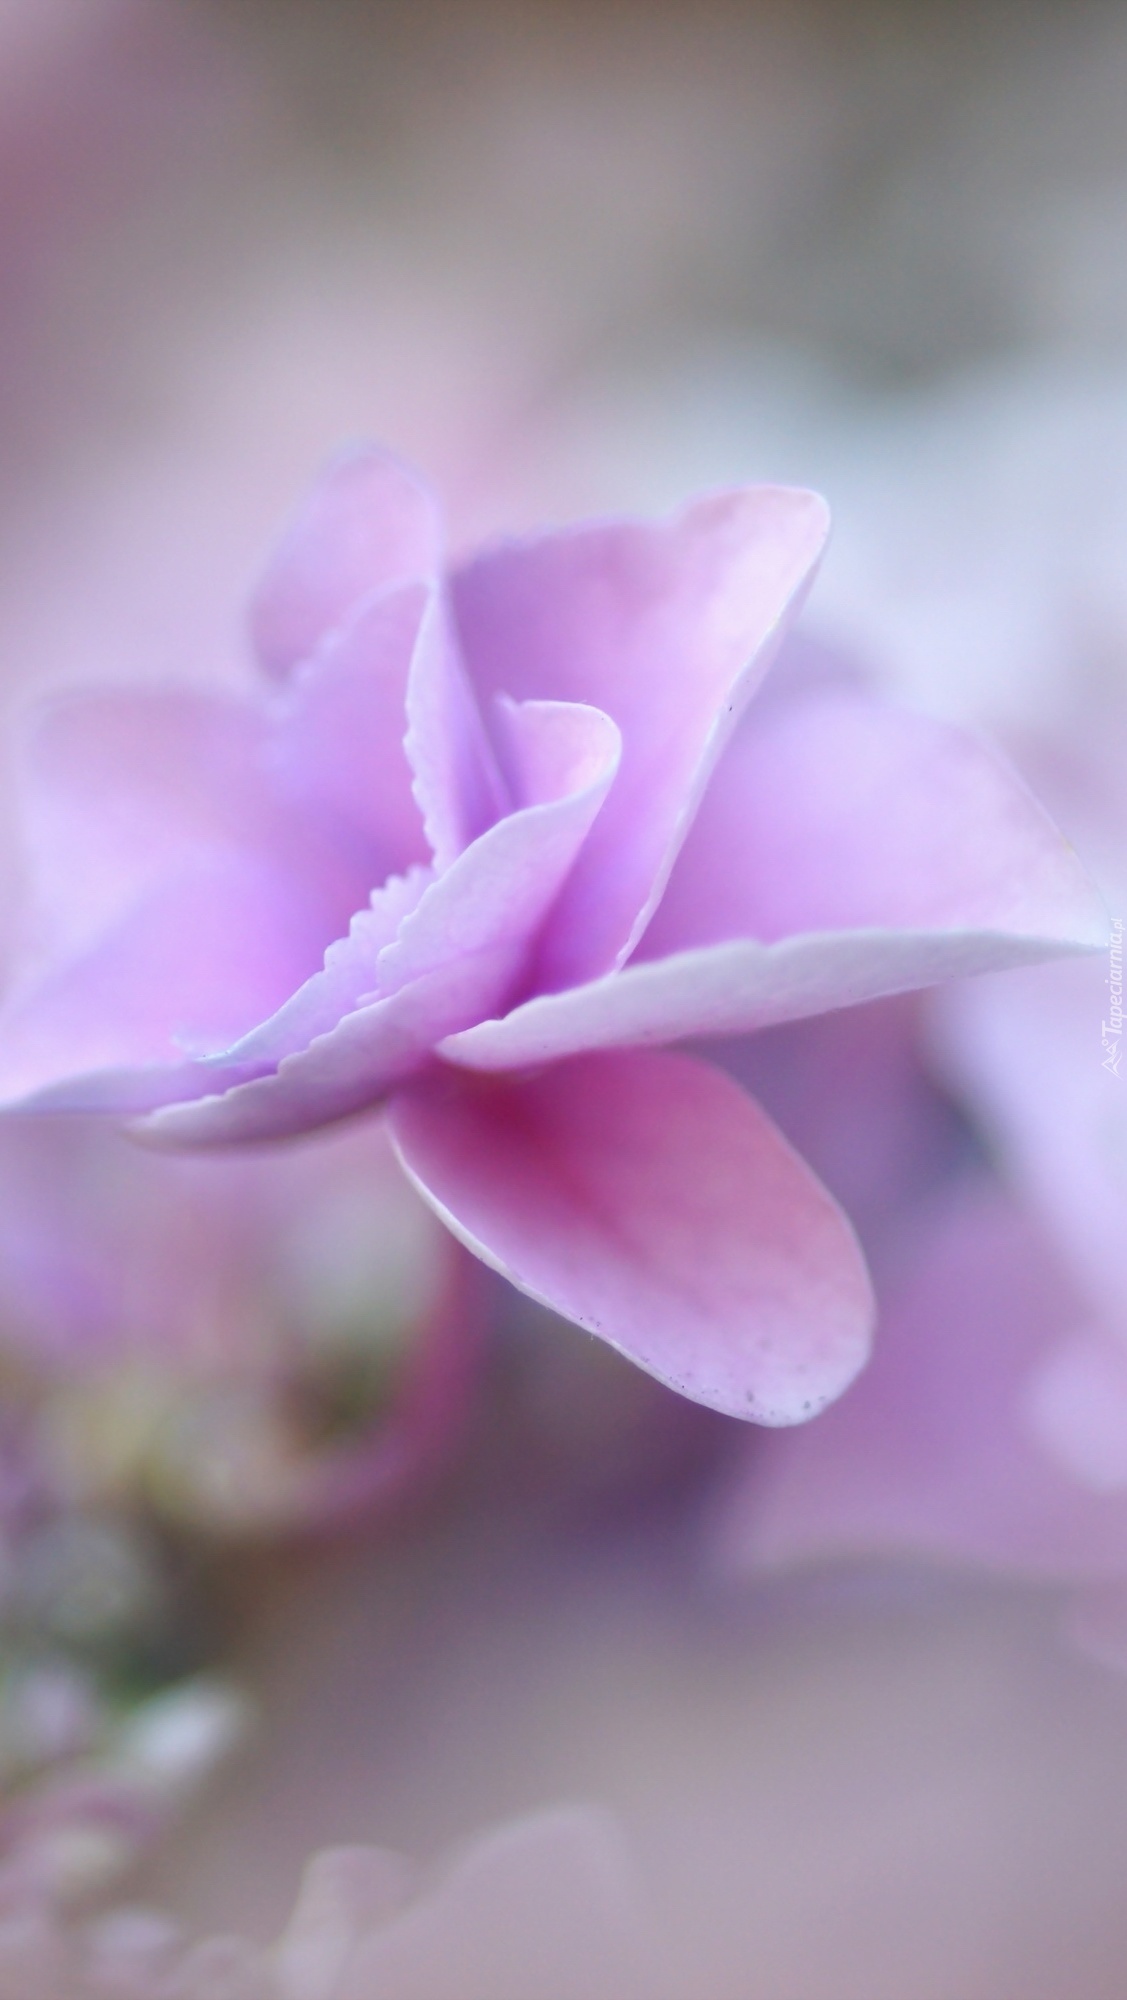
[[137, 704, 620, 1144], [269, 582, 434, 880], [388, 1049, 873, 1422], [441, 699, 1105, 1072], [439, 923, 1102, 1075], [0, 849, 333, 1113], [188, 866, 433, 1080], [252, 448, 503, 872], [0, 683, 376, 1113], [250, 446, 441, 678], [403, 589, 507, 871], [452, 485, 828, 988], [640, 686, 1106, 956], [138, 981, 480, 1144]]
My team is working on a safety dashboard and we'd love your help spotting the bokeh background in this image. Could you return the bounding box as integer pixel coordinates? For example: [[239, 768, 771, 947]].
[[5, 3, 1127, 1995]]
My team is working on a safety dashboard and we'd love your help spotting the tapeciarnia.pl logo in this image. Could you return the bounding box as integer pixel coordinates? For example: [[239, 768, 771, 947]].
[[1103, 917, 1124, 1077]]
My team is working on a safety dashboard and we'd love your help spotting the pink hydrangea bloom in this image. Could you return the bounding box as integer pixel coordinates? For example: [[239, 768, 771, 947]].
[[0, 452, 1104, 1420]]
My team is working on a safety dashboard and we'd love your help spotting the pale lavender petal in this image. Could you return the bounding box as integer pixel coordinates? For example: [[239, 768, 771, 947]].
[[494, 694, 618, 810], [139, 975, 499, 1145], [439, 926, 1101, 1075], [0, 679, 379, 1111], [378, 698, 620, 996], [443, 696, 1104, 1069], [250, 447, 441, 679], [717, 992, 973, 1261], [269, 583, 434, 880], [16, 687, 277, 964], [138, 704, 620, 1143], [0, 1812, 667, 1999], [640, 686, 1107, 957], [203, 867, 432, 1078], [402, 588, 506, 871], [718, 1185, 1127, 1580], [388, 1049, 873, 1422], [252, 447, 509, 890], [453, 486, 828, 987], [0, 851, 342, 1113]]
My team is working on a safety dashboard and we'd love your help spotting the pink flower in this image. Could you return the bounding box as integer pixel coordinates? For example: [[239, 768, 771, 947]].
[[0, 452, 1104, 1420]]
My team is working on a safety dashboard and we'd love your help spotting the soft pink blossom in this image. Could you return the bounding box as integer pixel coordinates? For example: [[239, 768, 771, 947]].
[[0, 451, 1103, 1420]]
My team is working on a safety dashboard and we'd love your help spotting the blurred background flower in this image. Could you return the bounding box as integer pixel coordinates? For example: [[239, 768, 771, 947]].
[[4, 1, 1127, 1995]]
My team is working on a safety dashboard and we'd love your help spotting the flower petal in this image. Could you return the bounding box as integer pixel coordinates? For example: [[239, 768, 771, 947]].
[[252, 448, 503, 872], [452, 486, 828, 988], [250, 446, 441, 678], [0, 685, 377, 1112], [717, 1184, 1127, 1579], [403, 589, 507, 871], [440, 699, 1105, 1073], [14, 686, 278, 964], [269, 582, 435, 880], [388, 1049, 873, 1422], [138, 704, 621, 1143], [378, 699, 620, 998], [439, 926, 1101, 1075], [639, 686, 1106, 956], [186, 866, 433, 1081], [0, 850, 333, 1112]]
